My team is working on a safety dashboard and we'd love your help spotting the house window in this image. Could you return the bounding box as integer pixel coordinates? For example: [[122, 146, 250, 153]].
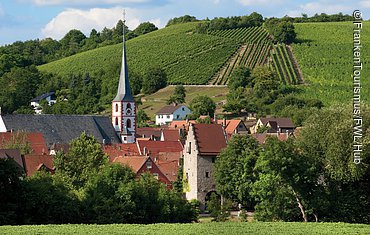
[[146, 161, 152, 169], [187, 142, 191, 153], [212, 157, 216, 163], [205, 172, 210, 178], [182, 107, 185, 111], [153, 173, 159, 180], [115, 103, 119, 112], [186, 173, 189, 181], [123, 137, 127, 141], [167, 115, 170, 119], [115, 117, 118, 126], [127, 119, 131, 128], [176, 115, 180, 119]]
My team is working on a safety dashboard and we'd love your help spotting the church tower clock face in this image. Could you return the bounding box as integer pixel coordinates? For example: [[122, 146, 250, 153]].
[[111, 12, 136, 144]]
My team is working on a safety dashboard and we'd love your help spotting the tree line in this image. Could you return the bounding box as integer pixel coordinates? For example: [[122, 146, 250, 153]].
[[0, 132, 197, 225], [214, 105, 370, 223]]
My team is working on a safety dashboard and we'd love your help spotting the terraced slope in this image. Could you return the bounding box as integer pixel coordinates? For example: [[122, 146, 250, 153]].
[[39, 22, 239, 85]]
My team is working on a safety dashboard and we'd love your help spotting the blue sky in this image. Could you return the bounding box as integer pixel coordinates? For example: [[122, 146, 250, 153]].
[[0, 0, 368, 45]]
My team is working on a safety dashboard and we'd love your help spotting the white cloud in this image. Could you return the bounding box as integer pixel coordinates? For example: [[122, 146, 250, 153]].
[[42, 7, 160, 40], [32, 0, 149, 5], [360, 1, 370, 8]]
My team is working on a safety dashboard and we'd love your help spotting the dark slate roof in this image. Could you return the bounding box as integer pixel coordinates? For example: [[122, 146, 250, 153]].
[[113, 31, 134, 102], [156, 105, 185, 115], [260, 118, 295, 128], [31, 92, 56, 102], [1, 114, 120, 146]]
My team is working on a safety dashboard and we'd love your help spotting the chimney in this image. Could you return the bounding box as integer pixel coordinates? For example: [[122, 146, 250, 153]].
[[143, 147, 147, 155], [223, 118, 227, 127]]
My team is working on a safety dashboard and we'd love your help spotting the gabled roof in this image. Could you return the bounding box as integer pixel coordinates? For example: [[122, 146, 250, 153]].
[[0, 132, 48, 155], [259, 118, 295, 128], [31, 92, 56, 102], [137, 140, 183, 157], [168, 120, 196, 130], [136, 127, 162, 140], [156, 105, 188, 115], [193, 124, 227, 155], [113, 156, 148, 173], [0, 149, 23, 169], [103, 143, 140, 162], [217, 119, 244, 134], [156, 152, 181, 182], [161, 129, 180, 141], [1, 114, 120, 146], [22, 154, 54, 176]]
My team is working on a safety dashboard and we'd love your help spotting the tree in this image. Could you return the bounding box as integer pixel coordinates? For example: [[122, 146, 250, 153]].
[[60, 29, 86, 56], [223, 87, 248, 115], [215, 135, 259, 206], [137, 109, 150, 127], [265, 18, 296, 44], [142, 67, 167, 95], [166, 15, 198, 27], [134, 22, 158, 36], [228, 66, 251, 90], [0, 158, 23, 225], [54, 132, 108, 189], [82, 164, 136, 224], [129, 72, 143, 95], [167, 85, 186, 105], [188, 95, 216, 118]]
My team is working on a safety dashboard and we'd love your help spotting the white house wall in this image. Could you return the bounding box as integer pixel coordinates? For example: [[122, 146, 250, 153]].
[[0, 116, 7, 132]]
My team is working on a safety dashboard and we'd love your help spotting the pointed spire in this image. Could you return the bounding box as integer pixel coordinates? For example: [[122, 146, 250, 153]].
[[113, 10, 134, 102]]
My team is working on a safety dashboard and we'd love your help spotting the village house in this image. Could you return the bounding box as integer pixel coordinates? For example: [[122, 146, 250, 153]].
[[252, 117, 295, 134], [113, 155, 172, 188], [30, 92, 57, 114], [155, 104, 192, 125], [217, 119, 249, 139], [183, 123, 227, 211]]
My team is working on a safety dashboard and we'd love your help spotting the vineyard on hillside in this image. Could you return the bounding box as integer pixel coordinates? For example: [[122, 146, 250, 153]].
[[207, 27, 302, 85], [292, 22, 370, 105], [39, 22, 239, 87]]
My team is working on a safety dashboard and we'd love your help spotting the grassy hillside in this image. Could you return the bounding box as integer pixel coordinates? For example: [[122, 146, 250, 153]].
[[1, 222, 369, 235], [39, 22, 239, 85], [140, 86, 229, 119], [292, 22, 370, 105]]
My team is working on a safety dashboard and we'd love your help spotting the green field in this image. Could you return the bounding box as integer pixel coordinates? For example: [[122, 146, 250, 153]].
[[292, 22, 370, 105], [39, 22, 239, 85], [1, 222, 369, 235]]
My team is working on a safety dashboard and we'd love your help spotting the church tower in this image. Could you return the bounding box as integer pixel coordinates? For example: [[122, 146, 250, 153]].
[[112, 12, 136, 143]]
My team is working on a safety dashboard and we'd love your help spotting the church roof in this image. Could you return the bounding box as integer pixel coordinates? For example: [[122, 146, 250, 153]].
[[113, 20, 134, 102], [0, 114, 120, 146]]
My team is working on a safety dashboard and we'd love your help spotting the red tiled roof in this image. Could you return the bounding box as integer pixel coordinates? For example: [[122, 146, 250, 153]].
[[103, 143, 140, 162], [252, 133, 289, 144], [161, 129, 180, 141], [193, 124, 227, 155], [156, 160, 178, 182], [137, 140, 183, 157], [0, 132, 48, 155], [22, 154, 54, 176], [0, 149, 23, 169], [168, 120, 196, 130], [112, 156, 147, 173], [217, 119, 243, 134], [136, 127, 162, 140], [260, 118, 295, 128]]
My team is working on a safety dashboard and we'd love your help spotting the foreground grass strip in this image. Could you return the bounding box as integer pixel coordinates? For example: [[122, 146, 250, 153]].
[[1, 222, 369, 235]]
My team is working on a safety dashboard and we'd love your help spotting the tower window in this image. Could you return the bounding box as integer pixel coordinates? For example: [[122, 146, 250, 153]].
[[127, 119, 131, 128], [127, 103, 131, 109], [115, 117, 118, 126], [205, 172, 210, 178], [115, 103, 119, 112]]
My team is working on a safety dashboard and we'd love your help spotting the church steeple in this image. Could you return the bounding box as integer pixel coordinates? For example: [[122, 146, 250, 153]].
[[112, 10, 136, 144], [113, 10, 134, 102]]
